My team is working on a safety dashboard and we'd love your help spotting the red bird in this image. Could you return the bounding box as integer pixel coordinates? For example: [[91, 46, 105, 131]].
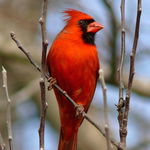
[[47, 9, 104, 150]]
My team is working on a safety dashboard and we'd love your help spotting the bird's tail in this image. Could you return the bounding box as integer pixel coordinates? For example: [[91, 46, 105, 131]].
[[58, 127, 78, 150]]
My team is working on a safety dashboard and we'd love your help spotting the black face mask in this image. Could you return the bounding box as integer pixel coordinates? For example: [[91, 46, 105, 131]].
[[78, 19, 96, 45]]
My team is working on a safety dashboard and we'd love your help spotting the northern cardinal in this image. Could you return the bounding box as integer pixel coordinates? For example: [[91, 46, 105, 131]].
[[47, 9, 104, 150]]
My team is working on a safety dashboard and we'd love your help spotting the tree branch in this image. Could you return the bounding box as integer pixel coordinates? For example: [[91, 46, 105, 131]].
[[117, 0, 126, 149], [39, 0, 49, 76], [38, 78, 48, 150], [0, 132, 5, 150], [2, 67, 13, 150], [38, 0, 48, 150], [99, 69, 112, 150], [120, 0, 142, 149], [10, 32, 41, 72]]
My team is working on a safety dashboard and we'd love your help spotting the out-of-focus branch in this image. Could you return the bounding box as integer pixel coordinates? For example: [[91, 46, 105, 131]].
[[126, 76, 150, 98], [10, 32, 121, 149], [0, 132, 5, 150], [99, 69, 112, 150], [100, 65, 150, 98], [83, 113, 119, 149], [0, 79, 39, 111], [11, 79, 39, 105], [2, 67, 13, 150], [121, 0, 142, 149], [101, 0, 118, 83]]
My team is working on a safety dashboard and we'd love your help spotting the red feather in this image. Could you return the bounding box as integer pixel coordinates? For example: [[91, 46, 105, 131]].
[[63, 9, 93, 23], [47, 9, 103, 150]]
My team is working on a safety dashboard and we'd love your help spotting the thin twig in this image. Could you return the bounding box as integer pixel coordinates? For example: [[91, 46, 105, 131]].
[[39, 0, 48, 45], [2, 67, 13, 150], [99, 69, 112, 150], [119, 0, 126, 100], [53, 84, 79, 107], [39, 0, 49, 75], [38, 1, 48, 150], [38, 78, 48, 150], [117, 0, 126, 149], [0, 132, 5, 150], [10, 32, 41, 72], [121, 0, 142, 149], [10, 32, 121, 149]]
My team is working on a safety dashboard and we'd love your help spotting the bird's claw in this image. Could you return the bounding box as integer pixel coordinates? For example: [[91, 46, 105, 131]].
[[47, 77, 57, 90], [116, 98, 125, 111], [75, 104, 84, 118]]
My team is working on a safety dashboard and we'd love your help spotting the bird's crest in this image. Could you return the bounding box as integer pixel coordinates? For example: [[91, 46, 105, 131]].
[[63, 9, 93, 23]]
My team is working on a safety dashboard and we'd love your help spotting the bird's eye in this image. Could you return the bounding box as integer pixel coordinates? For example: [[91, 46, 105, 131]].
[[79, 20, 84, 24], [79, 19, 95, 26]]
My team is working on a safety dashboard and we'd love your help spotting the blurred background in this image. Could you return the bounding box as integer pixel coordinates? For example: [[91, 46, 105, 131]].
[[0, 0, 150, 150]]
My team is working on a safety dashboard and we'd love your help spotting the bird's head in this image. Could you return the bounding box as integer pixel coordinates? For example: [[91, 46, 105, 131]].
[[63, 9, 104, 45]]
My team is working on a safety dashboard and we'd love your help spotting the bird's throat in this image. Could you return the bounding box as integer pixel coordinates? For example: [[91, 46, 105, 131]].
[[81, 32, 95, 45]]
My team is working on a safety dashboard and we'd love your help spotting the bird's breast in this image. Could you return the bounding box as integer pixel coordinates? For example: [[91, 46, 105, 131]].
[[47, 37, 99, 110]]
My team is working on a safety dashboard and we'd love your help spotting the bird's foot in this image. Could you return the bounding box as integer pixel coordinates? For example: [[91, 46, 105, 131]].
[[47, 77, 57, 90], [75, 104, 84, 118], [116, 98, 125, 112]]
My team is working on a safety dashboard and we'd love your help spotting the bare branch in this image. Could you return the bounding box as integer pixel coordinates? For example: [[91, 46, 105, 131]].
[[38, 78, 48, 150], [99, 69, 112, 150], [121, 0, 142, 149], [2, 67, 13, 150], [117, 0, 126, 113], [39, 0, 48, 44], [38, 1, 48, 150], [10, 32, 41, 72], [117, 0, 126, 149], [11, 79, 39, 106], [39, 0, 49, 75]]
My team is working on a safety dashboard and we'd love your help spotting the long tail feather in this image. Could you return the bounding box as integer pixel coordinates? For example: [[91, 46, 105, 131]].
[[58, 128, 78, 150]]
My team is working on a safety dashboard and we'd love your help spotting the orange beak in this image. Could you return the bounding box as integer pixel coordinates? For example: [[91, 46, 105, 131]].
[[87, 22, 104, 33]]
